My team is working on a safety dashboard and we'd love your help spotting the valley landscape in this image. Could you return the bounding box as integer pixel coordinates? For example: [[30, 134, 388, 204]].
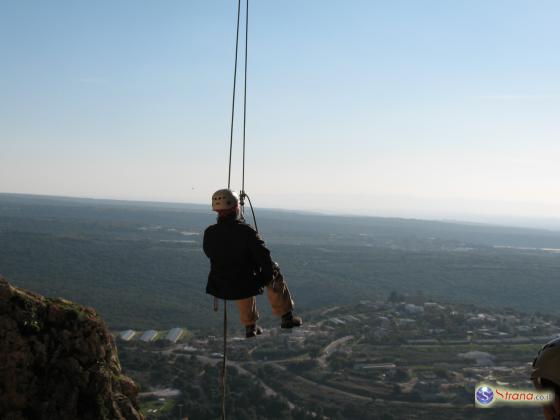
[[2, 193, 560, 331], [1, 193, 560, 419]]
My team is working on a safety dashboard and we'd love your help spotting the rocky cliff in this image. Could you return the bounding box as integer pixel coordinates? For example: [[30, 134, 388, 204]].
[[0, 276, 143, 420]]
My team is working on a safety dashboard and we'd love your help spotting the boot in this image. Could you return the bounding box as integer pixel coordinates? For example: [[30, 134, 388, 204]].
[[245, 324, 263, 338], [281, 311, 303, 329]]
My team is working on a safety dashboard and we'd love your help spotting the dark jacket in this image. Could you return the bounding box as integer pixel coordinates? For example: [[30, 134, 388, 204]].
[[203, 215, 274, 300]]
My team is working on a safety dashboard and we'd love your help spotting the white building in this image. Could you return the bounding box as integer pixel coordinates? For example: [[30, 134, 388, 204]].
[[165, 328, 184, 343], [120, 330, 136, 341], [140, 330, 158, 342], [404, 304, 424, 315]]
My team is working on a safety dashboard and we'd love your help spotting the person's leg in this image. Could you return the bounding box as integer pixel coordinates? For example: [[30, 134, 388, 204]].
[[267, 271, 302, 328], [235, 297, 259, 326], [235, 297, 262, 337], [266, 271, 294, 317]]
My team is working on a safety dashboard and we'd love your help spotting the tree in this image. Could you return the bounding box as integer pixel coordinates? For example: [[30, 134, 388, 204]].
[[388, 291, 405, 303]]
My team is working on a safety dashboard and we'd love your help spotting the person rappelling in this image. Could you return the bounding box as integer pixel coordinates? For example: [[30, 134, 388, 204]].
[[203, 189, 302, 338], [207, 1, 301, 416]]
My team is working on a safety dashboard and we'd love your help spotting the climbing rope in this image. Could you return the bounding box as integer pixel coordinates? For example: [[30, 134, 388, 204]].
[[218, 1, 250, 419], [240, 191, 259, 233], [227, 0, 242, 191], [241, 0, 249, 199], [220, 301, 228, 420]]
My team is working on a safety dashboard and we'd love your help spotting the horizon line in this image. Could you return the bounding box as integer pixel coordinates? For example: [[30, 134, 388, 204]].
[[1, 191, 560, 233]]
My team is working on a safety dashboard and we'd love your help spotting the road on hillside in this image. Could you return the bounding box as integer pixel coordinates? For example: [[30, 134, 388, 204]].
[[270, 362, 372, 402], [196, 355, 296, 410], [317, 335, 354, 368]]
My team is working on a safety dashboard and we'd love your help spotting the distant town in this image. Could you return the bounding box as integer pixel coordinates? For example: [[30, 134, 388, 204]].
[[117, 294, 558, 419]]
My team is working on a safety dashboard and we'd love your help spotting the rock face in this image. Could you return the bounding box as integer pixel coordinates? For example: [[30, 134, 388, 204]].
[[0, 276, 144, 420]]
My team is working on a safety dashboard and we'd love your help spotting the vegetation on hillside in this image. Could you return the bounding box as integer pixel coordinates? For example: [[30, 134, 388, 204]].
[[1, 193, 560, 330]]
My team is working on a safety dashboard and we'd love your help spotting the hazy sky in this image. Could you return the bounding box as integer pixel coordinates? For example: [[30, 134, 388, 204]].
[[1, 1, 559, 222]]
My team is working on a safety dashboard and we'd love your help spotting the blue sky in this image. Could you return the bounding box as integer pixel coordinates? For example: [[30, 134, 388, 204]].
[[1, 1, 559, 223]]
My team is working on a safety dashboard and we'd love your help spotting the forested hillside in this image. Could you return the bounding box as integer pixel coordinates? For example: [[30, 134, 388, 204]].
[[1, 193, 560, 330]]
